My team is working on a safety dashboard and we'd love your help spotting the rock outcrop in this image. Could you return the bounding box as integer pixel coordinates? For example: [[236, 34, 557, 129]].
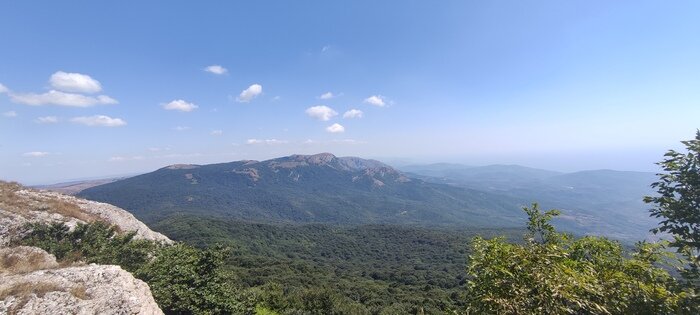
[[0, 181, 171, 246], [0, 249, 162, 315], [0, 181, 167, 314]]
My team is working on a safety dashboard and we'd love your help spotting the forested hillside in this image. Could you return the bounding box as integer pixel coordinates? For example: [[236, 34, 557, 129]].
[[78, 153, 525, 228]]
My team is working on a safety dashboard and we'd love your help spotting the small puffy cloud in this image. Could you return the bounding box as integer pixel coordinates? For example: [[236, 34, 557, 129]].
[[303, 139, 364, 145], [236, 84, 262, 102], [363, 95, 386, 107], [3, 72, 117, 107], [71, 115, 126, 127], [49, 71, 102, 93], [326, 123, 345, 133], [343, 109, 363, 119], [10, 90, 118, 107], [246, 139, 288, 145], [204, 65, 228, 75], [210, 130, 223, 136], [174, 126, 191, 131], [109, 156, 144, 162], [305, 105, 337, 121], [333, 139, 363, 144], [35, 116, 59, 124], [319, 92, 335, 100], [163, 99, 198, 112], [23, 151, 49, 157], [3, 111, 17, 117]]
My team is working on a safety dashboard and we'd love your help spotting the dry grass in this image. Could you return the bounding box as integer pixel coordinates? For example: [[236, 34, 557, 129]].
[[0, 281, 63, 300], [0, 247, 58, 275], [0, 281, 90, 314], [69, 285, 89, 300], [43, 199, 98, 223], [0, 281, 63, 314], [0, 181, 32, 216], [0, 180, 100, 223]]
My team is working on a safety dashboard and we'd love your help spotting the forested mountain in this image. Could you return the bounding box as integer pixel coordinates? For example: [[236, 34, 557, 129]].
[[400, 164, 659, 240], [78, 153, 525, 228]]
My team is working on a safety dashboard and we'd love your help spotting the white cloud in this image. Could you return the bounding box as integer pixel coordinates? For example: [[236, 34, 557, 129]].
[[302, 139, 364, 145], [210, 130, 223, 136], [333, 139, 363, 144], [363, 95, 386, 107], [23, 151, 49, 157], [2, 73, 117, 107], [326, 123, 345, 133], [109, 156, 144, 162], [246, 139, 288, 145], [3, 111, 17, 117], [204, 65, 228, 75], [319, 92, 335, 100], [35, 116, 59, 124], [343, 109, 363, 119], [271, 96, 281, 101], [305, 105, 337, 121], [49, 71, 102, 93], [10, 90, 118, 107], [163, 99, 198, 112], [321, 45, 331, 53], [236, 84, 263, 102], [156, 152, 203, 159], [174, 126, 191, 131], [71, 115, 126, 127]]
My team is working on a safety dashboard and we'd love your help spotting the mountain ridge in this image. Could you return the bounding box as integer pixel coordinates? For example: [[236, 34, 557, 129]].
[[77, 153, 526, 228]]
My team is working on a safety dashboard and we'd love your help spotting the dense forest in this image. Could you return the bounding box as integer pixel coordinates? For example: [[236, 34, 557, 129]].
[[156, 215, 524, 313]]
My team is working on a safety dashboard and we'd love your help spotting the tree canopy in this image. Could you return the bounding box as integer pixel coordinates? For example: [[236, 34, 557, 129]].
[[465, 203, 692, 314]]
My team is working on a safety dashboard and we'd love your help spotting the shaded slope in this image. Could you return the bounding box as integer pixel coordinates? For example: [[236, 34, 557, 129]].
[[78, 153, 525, 228]]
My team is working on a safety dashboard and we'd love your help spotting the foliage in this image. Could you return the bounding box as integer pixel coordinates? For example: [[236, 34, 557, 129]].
[[19, 221, 157, 272], [154, 214, 523, 314], [17, 222, 256, 315], [645, 130, 700, 289], [136, 243, 253, 314], [464, 203, 690, 315]]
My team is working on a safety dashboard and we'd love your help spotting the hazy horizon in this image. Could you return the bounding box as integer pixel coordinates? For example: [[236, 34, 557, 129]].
[[24, 150, 667, 187], [2, 1, 698, 184]]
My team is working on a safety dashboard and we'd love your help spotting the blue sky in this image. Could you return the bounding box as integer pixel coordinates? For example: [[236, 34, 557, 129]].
[[1, 1, 699, 184]]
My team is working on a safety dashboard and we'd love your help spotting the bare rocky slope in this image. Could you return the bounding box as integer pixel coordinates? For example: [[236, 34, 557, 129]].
[[0, 181, 168, 314], [0, 181, 171, 246]]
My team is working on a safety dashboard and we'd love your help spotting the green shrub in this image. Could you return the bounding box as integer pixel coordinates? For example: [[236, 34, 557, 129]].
[[464, 203, 689, 315], [17, 221, 256, 314]]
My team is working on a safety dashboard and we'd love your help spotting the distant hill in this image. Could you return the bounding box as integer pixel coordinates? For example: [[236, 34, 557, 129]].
[[78, 153, 526, 228], [34, 177, 128, 195], [400, 164, 659, 240], [400, 163, 562, 190]]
